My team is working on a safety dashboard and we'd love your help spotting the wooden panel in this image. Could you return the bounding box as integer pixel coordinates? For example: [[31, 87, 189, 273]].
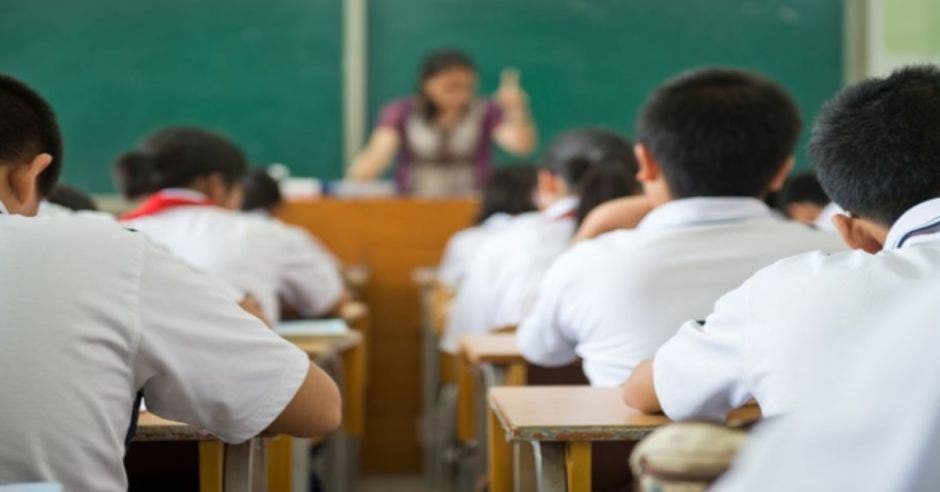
[[279, 197, 478, 472]]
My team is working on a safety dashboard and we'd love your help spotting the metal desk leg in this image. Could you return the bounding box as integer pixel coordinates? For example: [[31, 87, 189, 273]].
[[224, 438, 265, 492], [531, 441, 566, 492]]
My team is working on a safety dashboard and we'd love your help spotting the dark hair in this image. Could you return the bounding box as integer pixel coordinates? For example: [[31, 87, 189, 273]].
[[113, 127, 248, 200], [0, 74, 63, 196], [636, 67, 801, 198], [241, 168, 283, 213], [477, 163, 538, 223], [47, 184, 97, 212], [416, 49, 477, 121], [780, 171, 830, 207], [811, 65, 940, 225], [541, 128, 641, 224]]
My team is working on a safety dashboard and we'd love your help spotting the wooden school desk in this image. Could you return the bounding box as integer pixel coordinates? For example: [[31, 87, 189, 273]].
[[134, 412, 265, 492], [457, 332, 525, 444], [280, 197, 477, 471], [275, 324, 365, 492], [487, 386, 762, 492]]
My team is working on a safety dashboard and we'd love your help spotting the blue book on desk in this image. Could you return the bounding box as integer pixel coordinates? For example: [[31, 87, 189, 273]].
[[275, 319, 350, 337]]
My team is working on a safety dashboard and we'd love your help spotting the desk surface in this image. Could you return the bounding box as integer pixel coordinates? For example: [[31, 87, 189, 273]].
[[134, 412, 214, 442], [460, 334, 523, 365], [489, 386, 669, 442], [284, 330, 363, 362]]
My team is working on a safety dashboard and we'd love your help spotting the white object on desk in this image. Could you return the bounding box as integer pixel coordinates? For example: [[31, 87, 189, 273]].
[[276, 319, 350, 337], [0, 485, 62, 492]]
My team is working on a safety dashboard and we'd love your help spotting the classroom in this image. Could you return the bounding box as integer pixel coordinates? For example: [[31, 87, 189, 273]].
[[2, 0, 940, 491]]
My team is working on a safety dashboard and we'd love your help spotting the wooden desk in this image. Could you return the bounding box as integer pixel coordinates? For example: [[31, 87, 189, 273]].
[[487, 387, 761, 492], [456, 333, 525, 443], [134, 412, 264, 492], [281, 197, 477, 471]]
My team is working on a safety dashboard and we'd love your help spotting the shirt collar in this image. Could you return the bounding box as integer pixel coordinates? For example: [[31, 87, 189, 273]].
[[482, 212, 513, 228], [884, 197, 940, 250], [158, 188, 211, 201], [638, 197, 774, 231], [541, 196, 579, 221]]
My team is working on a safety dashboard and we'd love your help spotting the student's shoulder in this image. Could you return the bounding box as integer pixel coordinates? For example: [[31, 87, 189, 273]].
[[758, 219, 846, 251]]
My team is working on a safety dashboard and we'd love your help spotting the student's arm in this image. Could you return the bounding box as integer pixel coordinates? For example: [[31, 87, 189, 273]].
[[134, 239, 342, 442], [492, 69, 537, 155], [239, 294, 272, 328], [347, 127, 400, 180], [622, 359, 661, 413], [277, 226, 348, 318], [515, 252, 580, 367], [574, 195, 654, 242]]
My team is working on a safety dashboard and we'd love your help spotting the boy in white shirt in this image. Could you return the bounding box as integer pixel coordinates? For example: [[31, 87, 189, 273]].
[[117, 128, 347, 323], [623, 64, 940, 456], [0, 74, 341, 491], [517, 68, 843, 386], [441, 128, 641, 353], [437, 164, 537, 289]]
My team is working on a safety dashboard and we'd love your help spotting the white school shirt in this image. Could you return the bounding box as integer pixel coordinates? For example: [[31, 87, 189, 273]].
[[440, 197, 577, 353], [123, 190, 344, 322], [0, 211, 310, 492], [517, 197, 845, 387], [437, 212, 514, 289], [709, 197, 940, 492], [813, 201, 843, 231]]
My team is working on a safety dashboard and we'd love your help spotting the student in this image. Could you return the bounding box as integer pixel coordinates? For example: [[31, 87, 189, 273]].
[[623, 67, 940, 436], [517, 68, 843, 387], [0, 74, 341, 491], [117, 128, 346, 323], [777, 171, 831, 223], [441, 128, 641, 353], [437, 164, 538, 289]]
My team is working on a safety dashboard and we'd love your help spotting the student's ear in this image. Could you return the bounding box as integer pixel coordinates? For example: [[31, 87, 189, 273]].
[[767, 157, 795, 193], [832, 213, 887, 254], [633, 144, 661, 184], [4, 153, 53, 216]]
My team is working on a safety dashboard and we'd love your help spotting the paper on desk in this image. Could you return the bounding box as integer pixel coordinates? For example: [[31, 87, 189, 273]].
[[275, 318, 350, 337]]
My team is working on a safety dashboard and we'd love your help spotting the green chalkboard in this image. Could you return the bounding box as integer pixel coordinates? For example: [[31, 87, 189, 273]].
[[368, 0, 843, 171], [0, 0, 342, 193]]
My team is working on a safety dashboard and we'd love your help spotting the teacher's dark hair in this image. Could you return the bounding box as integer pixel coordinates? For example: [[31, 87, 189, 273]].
[[113, 127, 248, 200], [242, 168, 283, 214], [0, 73, 63, 196], [477, 163, 538, 224], [541, 128, 641, 225], [416, 49, 477, 121]]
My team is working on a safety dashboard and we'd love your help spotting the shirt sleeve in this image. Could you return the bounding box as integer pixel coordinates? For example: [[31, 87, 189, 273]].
[[276, 225, 345, 317], [133, 239, 311, 443], [653, 280, 755, 422], [516, 254, 579, 367], [376, 99, 410, 132], [440, 238, 504, 353]]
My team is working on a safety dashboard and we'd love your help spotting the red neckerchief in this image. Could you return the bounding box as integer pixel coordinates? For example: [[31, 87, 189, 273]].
[[120, 191, 214, 220]]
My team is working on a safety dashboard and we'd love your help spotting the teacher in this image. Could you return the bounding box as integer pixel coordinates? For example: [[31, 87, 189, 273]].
[[347, 49, 537, 196]]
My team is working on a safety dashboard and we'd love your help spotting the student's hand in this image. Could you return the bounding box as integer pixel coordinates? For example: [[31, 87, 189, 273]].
[[575, 195, 654, 242], [239, 294, 273, 328], [495, 68, 530, 117]]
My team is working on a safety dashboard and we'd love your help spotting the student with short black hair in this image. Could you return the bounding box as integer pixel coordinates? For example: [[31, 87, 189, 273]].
[[709, 65, 940, 492], [623, 65, 940, 457], [241, 167, 284, 215], [442, 128, 641, 352], [0, 74, 341, 491], [777, 171, 834, 225], [518, 68, 842, 386], [437, 163, 538, 289], [118, 129, 346, 322]]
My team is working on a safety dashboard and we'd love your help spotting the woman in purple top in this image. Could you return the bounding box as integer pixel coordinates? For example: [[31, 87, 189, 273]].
[[348, 50, 537, 196]]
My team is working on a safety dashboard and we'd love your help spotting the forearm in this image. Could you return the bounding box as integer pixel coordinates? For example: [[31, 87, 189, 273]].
[[495, 111, 537, 154]]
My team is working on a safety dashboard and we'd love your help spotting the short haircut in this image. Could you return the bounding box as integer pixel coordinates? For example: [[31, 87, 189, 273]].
[[0, 74, 63, 196], [477, 163, 537, 224], [47, 184, 98, 212], [780, 171, 830, 207], [811, 65, 940, 225], [636, 67, 801, 198], [113, 127, 247, 200], [241, 168, 283, 213]]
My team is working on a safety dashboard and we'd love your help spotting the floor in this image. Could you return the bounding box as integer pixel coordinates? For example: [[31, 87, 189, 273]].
[[357, 474, 430, 492]]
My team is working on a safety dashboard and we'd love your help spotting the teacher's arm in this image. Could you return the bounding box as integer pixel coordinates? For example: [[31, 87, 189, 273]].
[[493, 68, 537, 155], [347, 127, 400, 180]]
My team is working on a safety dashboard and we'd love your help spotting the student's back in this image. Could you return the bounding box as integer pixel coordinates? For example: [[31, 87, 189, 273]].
[[117, 129, 344, 322], [518, 68, 843, 386]]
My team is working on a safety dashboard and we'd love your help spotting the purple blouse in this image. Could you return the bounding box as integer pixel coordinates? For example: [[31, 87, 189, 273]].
[[377, 97, 504, 192]]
